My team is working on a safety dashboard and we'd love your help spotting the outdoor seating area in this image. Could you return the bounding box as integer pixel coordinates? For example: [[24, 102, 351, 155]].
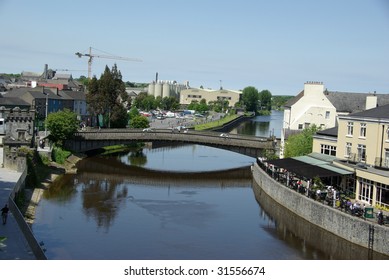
[[256, 156, 387, 225]]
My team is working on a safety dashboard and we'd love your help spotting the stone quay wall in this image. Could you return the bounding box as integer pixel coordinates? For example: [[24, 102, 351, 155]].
[[252, 162, 389, 256]]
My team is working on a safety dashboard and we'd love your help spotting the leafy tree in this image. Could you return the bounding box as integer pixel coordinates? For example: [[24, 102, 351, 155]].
[[128, 106, 140, 119], [271, 95, 294, 110], [209, 99, 229, 113], [160, 96, 179, 111], [284, 125, 319, 158], [46, 109, 79, 146], [259, 90, 272, 111], [187, 100, 199, 110], [242, 86, 259, 112], [129, 115, 149, 129], [86, 64, 127, 128], [110, 104, 129, 128], [76, 75, 89, 87], [187, 99, 208, 112]]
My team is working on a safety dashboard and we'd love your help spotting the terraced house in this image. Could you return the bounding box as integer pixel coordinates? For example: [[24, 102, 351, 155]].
[[313, 104, 389, 209]]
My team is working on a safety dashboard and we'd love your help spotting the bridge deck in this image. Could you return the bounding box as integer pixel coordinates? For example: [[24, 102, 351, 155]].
[[66, 128, 276, 157]]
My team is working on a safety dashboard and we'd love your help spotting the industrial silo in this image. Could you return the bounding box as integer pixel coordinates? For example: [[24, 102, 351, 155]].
[[162, 82, 170, 98], [148, 83, 155, 96], [154, 83, 162, 98]]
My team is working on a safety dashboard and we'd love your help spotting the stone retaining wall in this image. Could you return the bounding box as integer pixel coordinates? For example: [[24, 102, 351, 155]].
[[252, 162, 389, 256], [8, 167, 47, 260]]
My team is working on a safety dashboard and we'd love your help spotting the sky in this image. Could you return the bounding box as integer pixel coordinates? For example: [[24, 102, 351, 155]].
[[0, 0, 389, 95]]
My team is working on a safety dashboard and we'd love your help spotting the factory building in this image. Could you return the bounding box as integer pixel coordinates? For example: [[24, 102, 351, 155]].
[[179, 88, 242, 106]]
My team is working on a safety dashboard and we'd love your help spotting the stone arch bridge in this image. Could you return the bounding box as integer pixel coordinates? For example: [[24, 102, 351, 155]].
[[64, 128, 276, 157]]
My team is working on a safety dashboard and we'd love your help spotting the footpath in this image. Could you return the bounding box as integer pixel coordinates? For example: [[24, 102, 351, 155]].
[[0, 147, 36, 260]]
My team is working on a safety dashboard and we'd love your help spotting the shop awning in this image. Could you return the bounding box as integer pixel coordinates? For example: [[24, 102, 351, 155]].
[[265, 156, 353, 179]]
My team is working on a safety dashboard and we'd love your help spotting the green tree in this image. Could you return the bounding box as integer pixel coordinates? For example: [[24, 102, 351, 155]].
[[128, 106, 140, 119], [46, 109, 79, 146], [284, 125, 319, 158], [129, 115, 149, 129], [160, 96, 179, 111], [259, 90, 272, 111], [76, 75, 89, 87], [242, 86, 259, 112], [86, 64, 127, 128], [271, 95, 294, 110], [187, 100, 199, 111], [110, 104, 129, 128]]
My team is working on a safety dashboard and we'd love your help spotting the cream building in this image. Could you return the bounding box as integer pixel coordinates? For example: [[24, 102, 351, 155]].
[[280, 81, 389, 158], [313, 104, 389, 208], [179, 88, 241, 106]]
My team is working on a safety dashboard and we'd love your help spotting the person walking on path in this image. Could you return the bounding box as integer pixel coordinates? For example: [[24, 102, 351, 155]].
[[1, 204, 9, 225]]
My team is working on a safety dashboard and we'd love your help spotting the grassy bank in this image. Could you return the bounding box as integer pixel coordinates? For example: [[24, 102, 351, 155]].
[[194, 114, 239, 130]]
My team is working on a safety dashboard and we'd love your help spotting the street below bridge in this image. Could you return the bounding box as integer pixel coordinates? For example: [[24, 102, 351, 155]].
[[147, 112, 225, 130]]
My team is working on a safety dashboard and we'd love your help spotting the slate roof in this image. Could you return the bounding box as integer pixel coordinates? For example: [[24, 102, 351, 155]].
[[0, 96, 30, 107], [345, 103, 389, 119], [316, 126, 338, 137], [62, 91, 86, 101], [326, 91, 389, 113], [285, 88, 389, 114]]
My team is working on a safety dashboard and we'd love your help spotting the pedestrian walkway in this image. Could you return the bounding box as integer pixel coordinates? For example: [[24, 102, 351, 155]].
[[0, 159, 35, 259]]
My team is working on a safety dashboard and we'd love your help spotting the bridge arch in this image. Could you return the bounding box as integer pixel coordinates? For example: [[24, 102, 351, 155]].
[[64, 128, 276, 158]]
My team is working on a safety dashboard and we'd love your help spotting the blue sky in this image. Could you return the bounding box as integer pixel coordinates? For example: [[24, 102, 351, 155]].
[[1, 0, 388, 95]]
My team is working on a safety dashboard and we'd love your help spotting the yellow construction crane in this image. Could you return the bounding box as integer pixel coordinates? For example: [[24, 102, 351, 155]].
[[75, 47, 142, 79]]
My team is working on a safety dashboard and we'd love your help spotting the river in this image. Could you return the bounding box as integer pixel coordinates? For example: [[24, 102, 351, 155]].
[[31, 111, 386, 259]]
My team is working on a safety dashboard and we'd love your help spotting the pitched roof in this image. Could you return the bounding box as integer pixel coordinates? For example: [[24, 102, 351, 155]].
[[284, 90, 304, 108], [285, 87, 389, 114], [326, 91, 389, 113], [0, 96, 30, 107], [316, 126, 338, 137], [62, 91, 86, 100], [346, 103, 389, 119]]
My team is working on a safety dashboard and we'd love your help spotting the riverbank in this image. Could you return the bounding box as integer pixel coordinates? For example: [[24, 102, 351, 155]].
[[22, 152, 85, 225], [252, 161, 389, 257]]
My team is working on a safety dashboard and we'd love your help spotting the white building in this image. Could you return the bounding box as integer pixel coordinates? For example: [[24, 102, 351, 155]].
[[280, 81, 389, 158]]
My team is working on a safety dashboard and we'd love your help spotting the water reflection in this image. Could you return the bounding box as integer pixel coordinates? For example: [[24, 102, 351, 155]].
[[230, 110, 283, 138]]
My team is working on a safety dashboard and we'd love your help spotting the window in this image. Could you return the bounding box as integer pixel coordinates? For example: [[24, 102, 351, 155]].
[[387, 126, 389, 141], [358, 178, 373, 204], [376, 182, 389, 208], [320, 144, 336, 156], [347, 122, 353, 136], [325, 111, 330, 119], [345, 142, 352, 158], [298, 124, 303, 130], [357, 144, 366, 162], [360, 123, 366, 138], [385, 149, 389, 168]]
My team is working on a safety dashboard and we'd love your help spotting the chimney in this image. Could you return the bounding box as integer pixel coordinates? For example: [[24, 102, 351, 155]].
[[366, 95, 377, 110], [303, 81, 324, 98], [43, 64, 48, 79], [156, 72, 158, 83]]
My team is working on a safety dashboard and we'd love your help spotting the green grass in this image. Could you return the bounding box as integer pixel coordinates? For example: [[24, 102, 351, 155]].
[[52, 146, 72, 164], [194, 114, 240, 130]]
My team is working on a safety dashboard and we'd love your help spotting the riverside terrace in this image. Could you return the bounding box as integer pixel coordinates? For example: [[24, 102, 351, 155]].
[[256, 156, 389, 225], [63, 128, 276, 157]]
